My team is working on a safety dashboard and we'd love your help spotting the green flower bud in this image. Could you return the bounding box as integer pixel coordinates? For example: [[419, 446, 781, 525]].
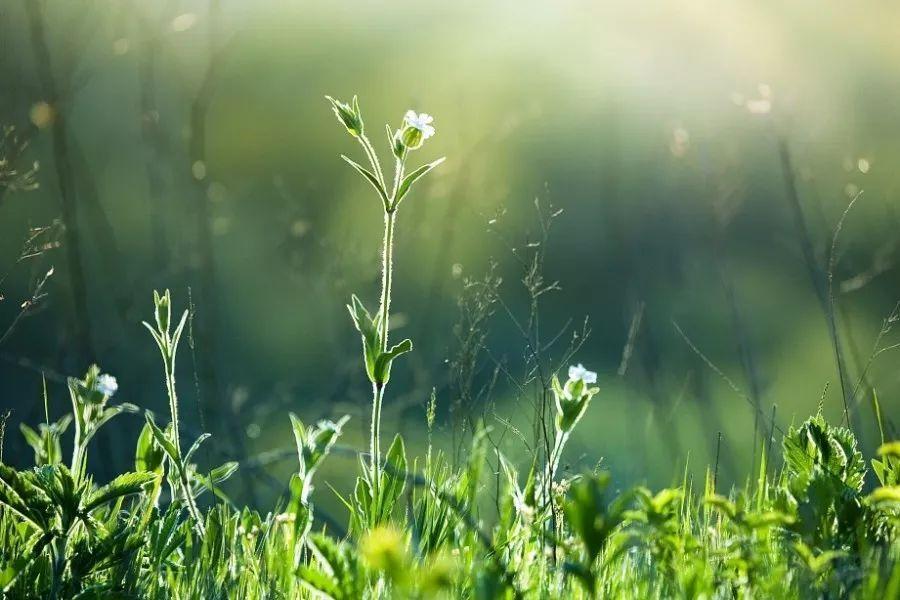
[[325, 95, 363, 138], [154, 289, 171, 334], [400, 125, 424, 150], [391, 129, 407, 159]]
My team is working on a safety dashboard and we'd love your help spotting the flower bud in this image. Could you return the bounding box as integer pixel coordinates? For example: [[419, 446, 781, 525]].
[[154, 289, 171, 334], [391, 129, 407, 158], [400, 125, 424, 150], [325, 95, 363, 138]]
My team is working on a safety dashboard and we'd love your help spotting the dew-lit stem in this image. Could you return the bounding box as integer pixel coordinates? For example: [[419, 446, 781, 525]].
[[370, 154, 403, 484], [164, 352, 206, 536], [359, 135, 386, 191]]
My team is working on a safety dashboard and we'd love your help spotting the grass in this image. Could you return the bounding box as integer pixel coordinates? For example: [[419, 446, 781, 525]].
[[1, 100, 900, 599]]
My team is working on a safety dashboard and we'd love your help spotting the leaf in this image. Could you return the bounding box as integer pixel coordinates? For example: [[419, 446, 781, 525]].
[[347, 294, 382, 383], [297, 565, 340, 599], [183, 433, 211, 465], [142, 321, 166, 354], [0, 532, 52, 592], [373, 338, 413, 385], [170, 310, 189, 363], [144, 413, 180, 469], [19, 424, 42, 455], [207, 462, 239, 484], [83, 472, 158, 513], [340, 155, 388, 207], [377, 434, 408, 522], [0, 465, 52, 530], [394, 157, 445, 205], [135, 422, 165, 473]]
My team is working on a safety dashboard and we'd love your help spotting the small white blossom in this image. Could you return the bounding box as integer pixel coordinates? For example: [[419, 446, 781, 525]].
[[403, 110, 435, 139], [568, 363, 597, 384], [95, 374, 119, 397]]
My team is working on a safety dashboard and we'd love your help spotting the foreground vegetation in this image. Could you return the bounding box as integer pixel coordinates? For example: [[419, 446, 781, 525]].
[[2, 99, 900, 599]]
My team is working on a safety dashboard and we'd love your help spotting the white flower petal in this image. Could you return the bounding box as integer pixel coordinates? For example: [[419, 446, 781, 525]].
[[95, 374, 119, 397], [568, 363, 596, 384]]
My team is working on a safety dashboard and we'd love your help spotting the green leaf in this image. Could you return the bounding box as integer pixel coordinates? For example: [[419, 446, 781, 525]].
[[170, 310, 189, 364], [135, 422, 165, 473], [0, 464, 52, 531], [373, 338, 412, 385], [144, 413, 180, 469], [394, 157, 445, 205], [183, 433, 211, 466], [377, 434, 408, 522], [347, 294, 382, 383], [83, 471, 158, 513], [340, 155, 388, 207], [297, 565, 340, 599], [0, 532, 52, 592], [206, 461, 239, 484]]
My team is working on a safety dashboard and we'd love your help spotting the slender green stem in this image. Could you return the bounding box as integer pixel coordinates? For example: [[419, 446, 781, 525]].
[[378, 211, 396, 352], [359, 135, 386, 190], [371, 383, 385, 479], [547, 430, 568, 482], [165, 365, 181, 455], [389, 155, 407, 211], [370, 211, 395, 484], [164, 356, 205, 536], [369, 154, 406, 485]]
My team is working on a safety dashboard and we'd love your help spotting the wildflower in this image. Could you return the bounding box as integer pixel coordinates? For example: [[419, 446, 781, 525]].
[[398, 110, 435, 150], [361, 525, 408, 580], [568, 363, 597, 384], [94, 374, 119, 397], [553, 364, 600, 434]]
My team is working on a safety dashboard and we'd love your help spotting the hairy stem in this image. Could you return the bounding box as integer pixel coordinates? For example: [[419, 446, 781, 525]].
[[371, 383, 385, 480], [164, 360, 205, 536], [359, 135, 386, 190], [369, 153, 406, 483], [370, 210, 395, 484]]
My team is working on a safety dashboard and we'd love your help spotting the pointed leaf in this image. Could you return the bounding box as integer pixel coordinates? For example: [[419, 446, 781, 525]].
[[373, 338, 413, 385], [395, 157, 445, 205], [341, 155, 388, 206], [83, 471, 158, 513]]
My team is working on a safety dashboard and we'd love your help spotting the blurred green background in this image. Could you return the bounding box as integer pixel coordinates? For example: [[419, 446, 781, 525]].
[[2, 0, 899, 510]]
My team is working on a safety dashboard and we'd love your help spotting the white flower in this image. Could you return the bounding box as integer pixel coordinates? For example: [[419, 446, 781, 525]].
[[95, 374, 119, 397], [568, 363, 597, 384], [403, 110, 435, 139]]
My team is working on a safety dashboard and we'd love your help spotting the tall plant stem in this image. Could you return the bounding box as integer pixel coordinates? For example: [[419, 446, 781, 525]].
[[164, 359, 205, 536], [371, 210, 396, 481], [371, 383, 385, 479], [369, 154, 405, 481], [379, 211, 396, 353]]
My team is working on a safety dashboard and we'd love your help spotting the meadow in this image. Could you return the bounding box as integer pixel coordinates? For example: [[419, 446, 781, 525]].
[[0, 94, 898, 598], [3, 2, 900, 598]]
